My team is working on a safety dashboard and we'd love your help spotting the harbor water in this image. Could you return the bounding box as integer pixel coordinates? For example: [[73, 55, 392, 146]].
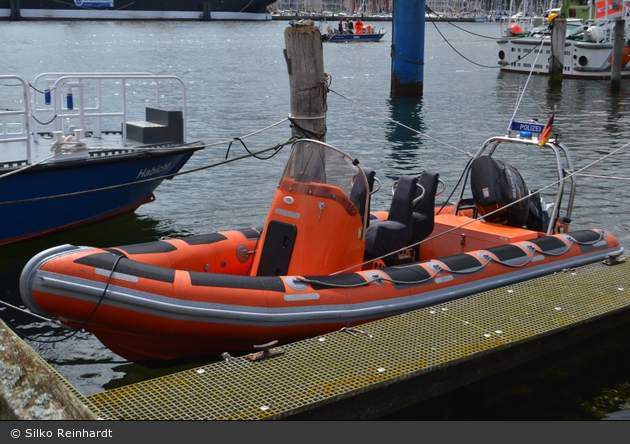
[[1, 19, 629, 420]]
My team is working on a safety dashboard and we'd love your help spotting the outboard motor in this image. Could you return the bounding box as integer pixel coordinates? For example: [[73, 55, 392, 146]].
[[470, 156, 530, 227]]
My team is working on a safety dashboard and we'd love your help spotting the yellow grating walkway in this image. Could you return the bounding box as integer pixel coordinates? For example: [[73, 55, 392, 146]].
[[83, 259, 630, 420]]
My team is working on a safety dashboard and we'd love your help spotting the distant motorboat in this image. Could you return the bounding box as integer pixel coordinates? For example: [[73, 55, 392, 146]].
[[321, 20, 386, 42]]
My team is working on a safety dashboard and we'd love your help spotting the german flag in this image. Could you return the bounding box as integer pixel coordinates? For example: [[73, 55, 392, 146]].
[[538, 111, 554, 146]]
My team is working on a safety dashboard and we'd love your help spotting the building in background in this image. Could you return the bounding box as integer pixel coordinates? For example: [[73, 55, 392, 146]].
[[270, 1, 554, 17], [272, 1, 392, 14]]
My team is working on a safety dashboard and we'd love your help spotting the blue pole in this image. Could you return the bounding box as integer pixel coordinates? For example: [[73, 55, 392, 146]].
[[391, 0, 425, 96]]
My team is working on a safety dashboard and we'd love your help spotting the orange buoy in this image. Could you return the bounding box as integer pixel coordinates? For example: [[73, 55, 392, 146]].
[[509, 24, 522, 35], [608, 47, 630, 68]]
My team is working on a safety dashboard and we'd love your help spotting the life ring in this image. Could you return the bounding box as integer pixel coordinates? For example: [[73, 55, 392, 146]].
[[362, 28, 367, 34]]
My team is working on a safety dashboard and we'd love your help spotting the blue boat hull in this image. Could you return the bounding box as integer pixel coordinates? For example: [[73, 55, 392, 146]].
[[0, 142, 203, 246], [324, 33, 385, 42]]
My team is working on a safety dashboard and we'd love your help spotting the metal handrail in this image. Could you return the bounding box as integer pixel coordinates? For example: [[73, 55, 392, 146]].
[[453, 135, 575, 236], [30, 72, 153, 142], [31, 73, 187, 146], [2, 73, 188, 165], [0, 75, 32, 163]]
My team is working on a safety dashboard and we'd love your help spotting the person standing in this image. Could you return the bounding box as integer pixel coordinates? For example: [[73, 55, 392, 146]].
[[355, 18, 364, 34]]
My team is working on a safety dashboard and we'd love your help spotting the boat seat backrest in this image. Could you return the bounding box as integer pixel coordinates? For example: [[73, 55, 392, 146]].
[[349, 168, 376, 225], [254, 220, 297, 276], [364, 175, 418, 261], [525, 189, 551, 233], [411, 170, 440, 245]]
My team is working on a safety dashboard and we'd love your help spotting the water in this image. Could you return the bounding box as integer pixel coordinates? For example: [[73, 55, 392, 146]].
[[1, 19, 629, 419]]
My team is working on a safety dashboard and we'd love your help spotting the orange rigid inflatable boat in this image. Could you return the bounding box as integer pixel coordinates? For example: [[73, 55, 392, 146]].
[[20, 137, 624, 362]]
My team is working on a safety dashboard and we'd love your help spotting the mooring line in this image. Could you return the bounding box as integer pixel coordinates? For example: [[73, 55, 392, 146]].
[[326, 87, 474, 158], [575, 173, 630, 181], [202, 117, 290, 148], [0, 299, 57, 324]]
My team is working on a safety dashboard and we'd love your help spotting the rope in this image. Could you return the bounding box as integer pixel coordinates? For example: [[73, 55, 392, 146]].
[[575, 173, 630, 181], [0, 140, 291, 207], [437, 158, 473, 215], [202, 118, 290, 148], [29, 83, 56, 95], [322, 70, 630, 273], [325, 136, 630, 276], [294, 266, 441, 288], [426, 7, 503, 40], [288, 116, 327, 140], [0, 116, 295, 204], [384, 152, 624, 267], [423, 6, 548, 70], [327, 87, 474, 158], [426, 17, 502, 69], [391, 49, 425, 66], [32, 114, 58, 125], [294, 228, 606, 290], [225, 136, 295, 160], [6, 254, 125, 344], [0, 299, 59, 324], [50, 135, 87, 153], [73, 254, 125, 332], [507, 37, 546, 132], [0, 153, 58, 179], [323, 69, 630, 274]]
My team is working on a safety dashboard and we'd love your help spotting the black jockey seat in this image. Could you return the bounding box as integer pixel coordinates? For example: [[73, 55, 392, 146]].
[[411, 171, 440, 249], [364, 175, 418, 261], [349, 168, 377, 225]]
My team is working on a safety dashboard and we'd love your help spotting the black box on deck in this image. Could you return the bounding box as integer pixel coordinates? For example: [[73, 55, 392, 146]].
[[126, 107, 184, 144]]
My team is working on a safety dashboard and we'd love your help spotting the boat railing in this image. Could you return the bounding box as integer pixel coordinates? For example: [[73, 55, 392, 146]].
[[0, 75, 32, 164], [453, 136, 576, 236], [29, 73, 187, 146]]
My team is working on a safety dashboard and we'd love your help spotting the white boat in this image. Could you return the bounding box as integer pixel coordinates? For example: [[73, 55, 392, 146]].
[[497, 0, 630, 79]]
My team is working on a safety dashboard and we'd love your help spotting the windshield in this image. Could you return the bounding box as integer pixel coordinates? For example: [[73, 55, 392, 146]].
[[281, 139, 370, 225]]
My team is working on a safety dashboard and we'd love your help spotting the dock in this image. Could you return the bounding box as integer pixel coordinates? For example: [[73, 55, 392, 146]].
[[3, 256, 628, 420]]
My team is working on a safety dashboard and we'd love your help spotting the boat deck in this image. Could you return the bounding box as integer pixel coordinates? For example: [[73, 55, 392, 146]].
[[52, 256, 630, 420]]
